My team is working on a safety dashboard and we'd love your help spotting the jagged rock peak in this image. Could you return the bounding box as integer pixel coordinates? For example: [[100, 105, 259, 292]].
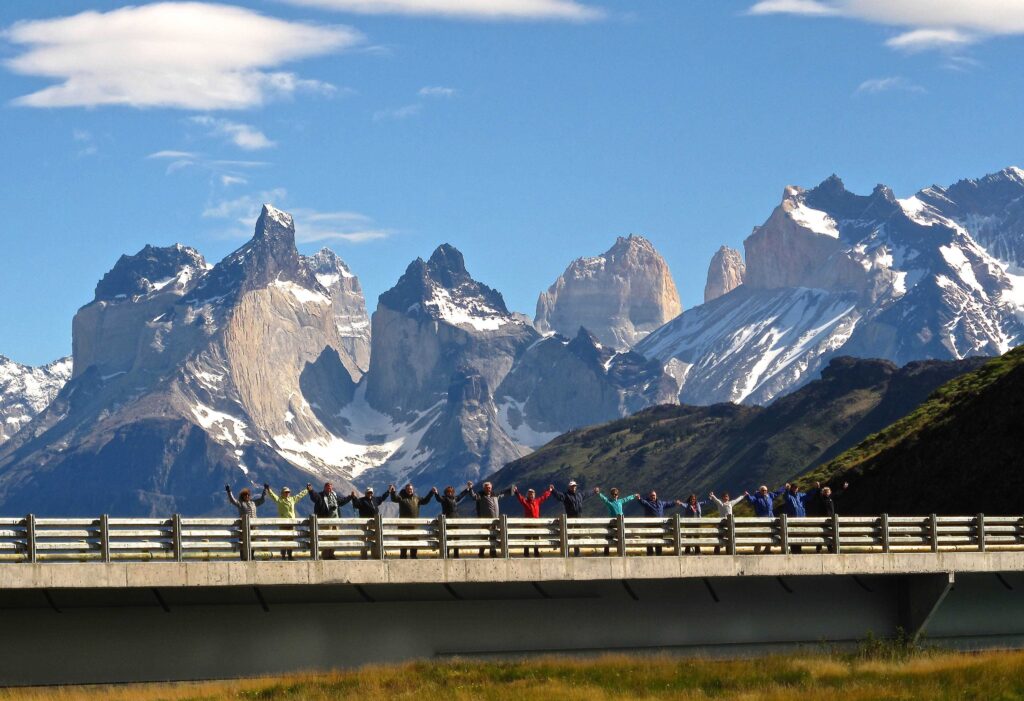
[[704, 246, 746, 303], [535, 234, 682, 350], [378, 244, 512, 326], [255, 204, 295, 242], [94, 243, 206, 302], [196, 204, 325, 301]]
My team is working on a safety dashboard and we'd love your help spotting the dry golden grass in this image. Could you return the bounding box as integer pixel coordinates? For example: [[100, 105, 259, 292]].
[[4, 650, 1024, 701]]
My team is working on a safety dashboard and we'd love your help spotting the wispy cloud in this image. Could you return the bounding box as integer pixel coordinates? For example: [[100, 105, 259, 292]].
[[279, 0, 604, 21], [220, 174, 248, 187], [3, 3, 360, 109], [203, 190, 391, 243], [854, 76, 926, 95], [146, 149, 267, 179], [373, 103, 422, 121], [418, 86, 458, 97], [189, 116, 275, 151], [885, 28, 973, 52], [747, 0, 1024, 52], [71, 128, 97, 157]]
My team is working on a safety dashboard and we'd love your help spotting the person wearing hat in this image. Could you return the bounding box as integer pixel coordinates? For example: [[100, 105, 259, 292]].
[[550, 480, 588, 556], [264, 483, 310, 560], [306, 482, 355, 560]]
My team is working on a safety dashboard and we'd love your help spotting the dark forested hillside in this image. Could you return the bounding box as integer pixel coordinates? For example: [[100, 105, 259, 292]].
[[488, 356, 985, 514]]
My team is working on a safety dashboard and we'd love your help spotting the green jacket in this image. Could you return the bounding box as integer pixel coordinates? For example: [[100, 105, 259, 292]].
[[266, 488, 310, 519], [597, 492, 636, 516]]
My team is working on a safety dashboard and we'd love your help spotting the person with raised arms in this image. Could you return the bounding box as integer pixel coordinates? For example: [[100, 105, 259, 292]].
[[636, 489, 683, 556], [512, 485, 553, 557], [593, 486, 637, 555]]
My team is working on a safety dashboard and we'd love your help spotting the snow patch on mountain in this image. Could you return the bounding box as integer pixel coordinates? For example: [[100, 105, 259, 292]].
[[0, 356, 72, 444]]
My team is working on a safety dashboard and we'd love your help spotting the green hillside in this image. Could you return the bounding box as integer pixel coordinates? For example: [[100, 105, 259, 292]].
[[488, 356, 985, 515], [800, 345, 1024, 515]]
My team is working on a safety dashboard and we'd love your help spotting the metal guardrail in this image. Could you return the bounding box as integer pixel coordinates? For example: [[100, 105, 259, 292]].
[[0, 514, 1021, 563]]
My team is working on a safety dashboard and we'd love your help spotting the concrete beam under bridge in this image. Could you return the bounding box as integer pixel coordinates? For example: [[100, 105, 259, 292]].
[[2, 554, 1024, 686], [2, 551, 1024, 590]]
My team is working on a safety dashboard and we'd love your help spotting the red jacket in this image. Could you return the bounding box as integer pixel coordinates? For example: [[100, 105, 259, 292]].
[[515, 489, 552, 518]]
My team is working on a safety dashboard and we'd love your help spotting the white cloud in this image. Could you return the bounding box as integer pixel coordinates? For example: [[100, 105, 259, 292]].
[[147, 150, 198, 160], [373, 103, 422, 121], [279, 0, 603, 21], [203, 191, 391, 243], [885, 28, 973, 52], [747, 0, 839, 17], [220, 174, 248, 187], [419, 86, 458, 97], [190, 116, 275, 150], [855, 76, 926, 94], [747, 0, 1024, 51], [3, 2, 361, 109]]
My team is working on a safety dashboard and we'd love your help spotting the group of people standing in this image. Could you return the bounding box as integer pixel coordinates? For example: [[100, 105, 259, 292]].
[[225, 477, 848, 560]]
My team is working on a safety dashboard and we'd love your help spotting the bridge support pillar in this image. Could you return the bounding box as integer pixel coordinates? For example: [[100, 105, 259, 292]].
[[899, 572, 955, 643]]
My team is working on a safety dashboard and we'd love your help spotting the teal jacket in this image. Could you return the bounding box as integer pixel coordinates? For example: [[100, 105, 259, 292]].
[[597, 492, 636, 516]]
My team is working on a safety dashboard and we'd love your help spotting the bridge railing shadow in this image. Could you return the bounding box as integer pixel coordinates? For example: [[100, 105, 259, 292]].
[[1, 513, 1021, 563]]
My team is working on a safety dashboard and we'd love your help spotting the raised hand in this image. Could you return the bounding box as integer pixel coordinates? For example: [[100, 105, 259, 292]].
[[225, 485, 231, 492], [306, 483, 313, 491], [466, 481, 473, 489], [675, 499, 683, 506], [709, 491, 716, 499], [431, 487, 439, 494], [263, 483, 270, 490], [512, 485, 519, 493], [548, 484, 555, 492], [592, 487, 601, 494], [843, 482, 849, 490], [634, 493, 641, 500]]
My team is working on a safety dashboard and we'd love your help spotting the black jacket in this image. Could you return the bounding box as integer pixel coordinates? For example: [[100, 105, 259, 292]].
[[553, 488, 587, 517], [352, 493, 388, 517], [309, 490, 354, 518], [391, 490, 435, 518], [437, 491, 468, 517]]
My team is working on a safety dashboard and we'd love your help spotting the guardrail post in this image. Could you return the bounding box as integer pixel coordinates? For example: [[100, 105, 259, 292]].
[[832, 513, 842, 555], [616, 515, 627, 557], [881, 514, 889, 554], [172, 514, 183, 562], [240, 514, 252, 561], [309, 515, 320, 561], [437, 515, 447, 560], [26, 514, 37, 564], [930, 513, 939, 553], [559, 514, 569, 558], [100, 514, 111, 563], [374, 513, 386, 560], [977, 513, 986, 552], [779, 514, 789, 555], [727, 514, 737, 556], [673, 513, 683, 555], [499, 514, 510, 559]]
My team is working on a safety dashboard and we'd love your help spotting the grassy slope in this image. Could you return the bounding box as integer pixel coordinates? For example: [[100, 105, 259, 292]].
[[800, 345, 1024, 515], [4, 652, 1024, 701], [489, 357, 983, 514]]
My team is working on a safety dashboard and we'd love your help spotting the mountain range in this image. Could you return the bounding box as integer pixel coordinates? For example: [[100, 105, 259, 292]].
[[1, 166, 1022, 515]]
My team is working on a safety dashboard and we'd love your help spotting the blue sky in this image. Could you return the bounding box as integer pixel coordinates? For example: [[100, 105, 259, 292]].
[[1, 0, 1023, 365]]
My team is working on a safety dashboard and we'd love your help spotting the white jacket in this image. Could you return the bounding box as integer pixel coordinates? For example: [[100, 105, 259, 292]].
[[709, 494, 745, 516]]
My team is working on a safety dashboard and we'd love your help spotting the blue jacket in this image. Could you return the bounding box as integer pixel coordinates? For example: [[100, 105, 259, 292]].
[[682, 500, 706, 518], [745, 488, 784, 517], [779, 488, 818, 518], [637, 497, 678, 518], [553, 488, 587, 517]]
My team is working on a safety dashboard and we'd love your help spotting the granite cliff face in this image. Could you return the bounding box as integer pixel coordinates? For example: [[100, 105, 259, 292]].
[[0, 356, 72, 444], [704, 246, 745, 302], [0, 206, 372, 515], [535, 235, 682, 349]]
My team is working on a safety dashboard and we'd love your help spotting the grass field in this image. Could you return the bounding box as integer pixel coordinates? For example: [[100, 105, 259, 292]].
[[4, 648, 1024, 701]]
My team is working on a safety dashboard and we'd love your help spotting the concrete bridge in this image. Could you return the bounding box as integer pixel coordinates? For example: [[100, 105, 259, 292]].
[[2, 514, 1024, 685]]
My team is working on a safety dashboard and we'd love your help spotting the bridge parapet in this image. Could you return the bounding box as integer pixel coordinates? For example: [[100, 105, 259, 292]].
[[1, 514, 1022, 564]]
